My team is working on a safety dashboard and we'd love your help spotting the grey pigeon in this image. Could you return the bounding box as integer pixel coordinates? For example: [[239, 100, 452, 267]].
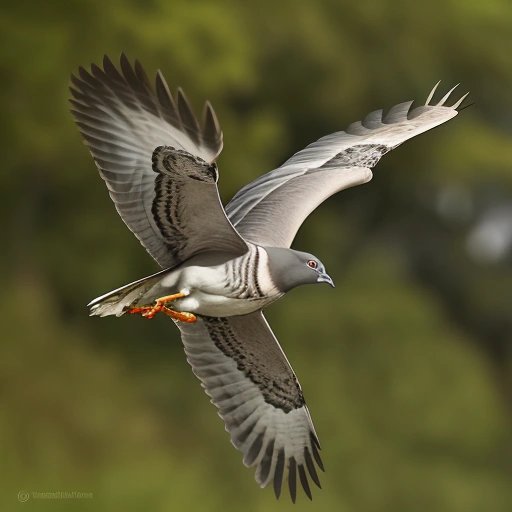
[[70, 54, 468, 502]]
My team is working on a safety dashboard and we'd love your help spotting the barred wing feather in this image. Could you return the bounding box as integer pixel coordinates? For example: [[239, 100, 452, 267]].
[[70, 54, 231, 268], [177, 312, 324, 502]]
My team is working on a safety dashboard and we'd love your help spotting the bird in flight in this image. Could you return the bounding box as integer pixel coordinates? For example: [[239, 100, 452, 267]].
[[70, 54, 467, 502]]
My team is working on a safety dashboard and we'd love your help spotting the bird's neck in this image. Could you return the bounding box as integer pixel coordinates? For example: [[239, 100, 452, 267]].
[[264, 246, 305, 293]]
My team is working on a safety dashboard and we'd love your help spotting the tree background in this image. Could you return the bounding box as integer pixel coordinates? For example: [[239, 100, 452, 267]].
[[1, 1, 511, 510]]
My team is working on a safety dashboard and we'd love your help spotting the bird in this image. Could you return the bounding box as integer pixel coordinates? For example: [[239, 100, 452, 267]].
[[69, 54, 468, 502]]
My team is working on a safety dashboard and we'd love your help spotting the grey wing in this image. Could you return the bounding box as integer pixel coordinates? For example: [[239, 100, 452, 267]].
[[226, 83, 469, 247], [177, 311, 323, 502], [70, 54, 241, 267]]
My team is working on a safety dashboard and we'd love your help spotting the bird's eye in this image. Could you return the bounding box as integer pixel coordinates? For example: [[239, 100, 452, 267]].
[[307, 260, 318, 269]]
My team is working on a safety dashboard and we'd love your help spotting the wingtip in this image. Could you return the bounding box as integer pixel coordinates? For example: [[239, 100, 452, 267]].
[[176, 86, 188, 103], [451, 91, 470, 110], [176, 87, 189, 107], [425, 80, 441, 105], [102, 54, 122, 79], [298, 464, 313, 500], [426, 81, 469, 110], [202, 100, 222, 151], [288, 457, 297, 503], [203, 100, 219, 126], [436, 83, 460, 106], [119, 51, 129, 65], [119, 52, 134, 77], [69, 72, 79, 89], [90, 62, 103, 77], [176, 87, 201, 139], [102, 53, 114, 69], [77, 65, 90, 80]]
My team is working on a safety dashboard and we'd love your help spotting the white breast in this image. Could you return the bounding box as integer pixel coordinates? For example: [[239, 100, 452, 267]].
[[175, 291, 270, 317], [157, 246, 281, 317]]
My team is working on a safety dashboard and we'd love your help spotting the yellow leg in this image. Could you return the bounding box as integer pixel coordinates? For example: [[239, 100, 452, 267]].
[[161, 306, 197, 323], [127, 291, 197, 323]]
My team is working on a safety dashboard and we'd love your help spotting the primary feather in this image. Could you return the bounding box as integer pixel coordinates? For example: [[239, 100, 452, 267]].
[[70, 54, 228, 268]]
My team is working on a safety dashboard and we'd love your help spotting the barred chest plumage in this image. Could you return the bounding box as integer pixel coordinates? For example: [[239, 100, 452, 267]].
[[153, 244, 283, 317], [221, 244, 279, 299]]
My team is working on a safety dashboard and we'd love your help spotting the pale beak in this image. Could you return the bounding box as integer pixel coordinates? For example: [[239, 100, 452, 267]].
[[317, 273, 335, 287]]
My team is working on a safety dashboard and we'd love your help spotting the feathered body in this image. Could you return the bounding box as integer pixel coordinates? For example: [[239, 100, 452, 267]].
[[90, 244, 278, 317], [90, 243, 332, 317], [70, 54, 468, 502]]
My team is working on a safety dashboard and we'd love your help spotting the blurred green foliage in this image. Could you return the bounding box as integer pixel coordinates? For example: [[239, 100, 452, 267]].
[[1, 0, 511, 511]]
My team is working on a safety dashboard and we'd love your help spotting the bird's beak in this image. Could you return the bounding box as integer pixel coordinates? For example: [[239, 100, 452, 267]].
[[317, 273, 335, 288]]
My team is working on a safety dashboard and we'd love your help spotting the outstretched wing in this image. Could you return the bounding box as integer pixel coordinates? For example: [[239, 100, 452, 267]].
[[70, 54, 241, 268], [176, 311, 323, 502], [226, 83, 469, 247]]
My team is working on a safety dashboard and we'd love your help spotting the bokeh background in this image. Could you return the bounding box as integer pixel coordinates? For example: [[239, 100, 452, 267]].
[[1, 0, 511, 510]]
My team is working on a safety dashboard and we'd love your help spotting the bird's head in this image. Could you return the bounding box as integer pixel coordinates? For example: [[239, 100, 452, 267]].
[[265, 247, 335, 292]]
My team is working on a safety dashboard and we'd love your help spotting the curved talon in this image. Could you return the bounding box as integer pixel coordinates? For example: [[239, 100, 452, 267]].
[[127, 291, 196, 323]]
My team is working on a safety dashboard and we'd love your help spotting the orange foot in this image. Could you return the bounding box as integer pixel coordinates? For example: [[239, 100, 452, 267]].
[[127, 292, 197, 323]]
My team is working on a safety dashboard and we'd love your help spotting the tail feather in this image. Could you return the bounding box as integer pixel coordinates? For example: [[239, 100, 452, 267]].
[[88, 268, 169, 317]]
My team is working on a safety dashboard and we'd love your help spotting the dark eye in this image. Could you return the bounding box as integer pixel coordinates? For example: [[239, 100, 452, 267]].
[[307, 260, 318, 269]]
